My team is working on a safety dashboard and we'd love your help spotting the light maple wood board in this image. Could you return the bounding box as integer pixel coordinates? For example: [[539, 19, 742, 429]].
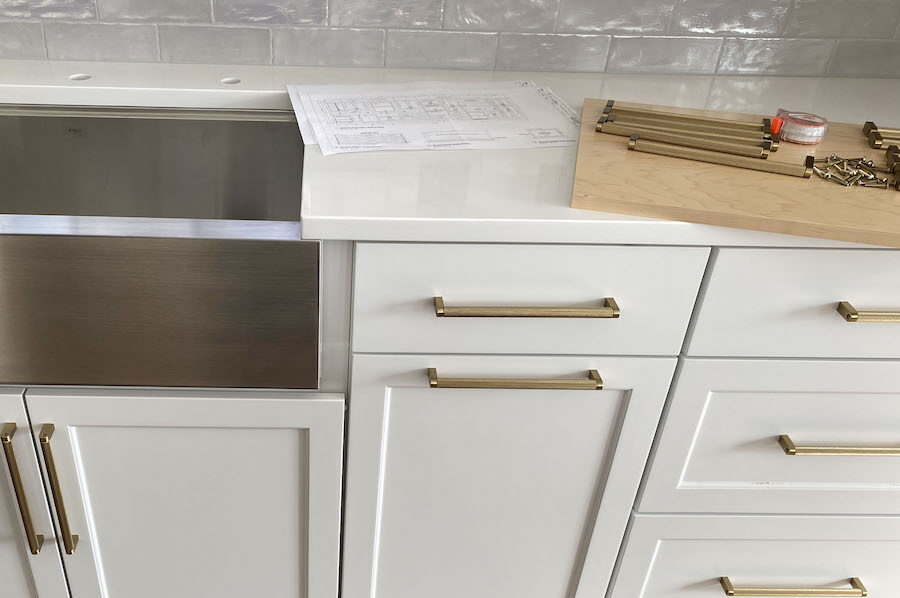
[[571, 98, 900, 247]]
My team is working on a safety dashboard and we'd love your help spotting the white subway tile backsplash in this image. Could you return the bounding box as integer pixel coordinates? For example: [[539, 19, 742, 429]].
[[828, 39, 900, 77], [785, 0, 900, 39], [0, 21, 45, 58], [386, 30, 497, 69], [607, 36, 722, 73], [496, 33, 610, 71], [557, 0, 676, 34], [4, 0, 900, 76], [671, 0, 790, 35], [99, 0, 210, 23], [273, 27, 383, 66], [45, 21, 157, 61], [444, 0, 558, 32], [159, 24, 270, 63], [329, 0, 443, 27], [717, 38, 834, 75], [1, 0, 95, 19], [213, 0, 325, 25]]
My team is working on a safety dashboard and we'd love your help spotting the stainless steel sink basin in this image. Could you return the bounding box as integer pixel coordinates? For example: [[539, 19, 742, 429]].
[[0, 104, 302, 223], [0, 105, 319, 389]]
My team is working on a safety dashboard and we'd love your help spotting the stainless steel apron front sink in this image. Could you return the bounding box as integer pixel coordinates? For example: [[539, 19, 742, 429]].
[[0, 105, 318, 389]]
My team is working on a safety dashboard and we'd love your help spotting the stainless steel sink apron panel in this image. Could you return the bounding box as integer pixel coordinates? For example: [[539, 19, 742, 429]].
[[0, 105, 319, 388], [0, 107, 302, 221]]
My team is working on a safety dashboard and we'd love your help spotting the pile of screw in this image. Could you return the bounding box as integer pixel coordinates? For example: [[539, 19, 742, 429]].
[[812, 155, 896, 189]]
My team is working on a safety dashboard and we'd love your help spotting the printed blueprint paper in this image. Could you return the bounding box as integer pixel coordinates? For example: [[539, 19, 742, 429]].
[[288, 80, 580, 156]]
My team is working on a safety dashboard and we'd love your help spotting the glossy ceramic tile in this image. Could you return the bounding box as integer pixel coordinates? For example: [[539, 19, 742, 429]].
[[496, 34, 610, 72], [159, 25, 270, 64], [557, 0, 676, 33], [273, 27, 383, 66], [0, 0, 95, 19], [213, 0, 325, 24], [718, 38, 835, 75], [600, 73, 714, 109], [784, 0, 900, 39], [671, 0, 790, 35], [444, 0, 558, 32], [0, 21, 45, 58], [328, 0, 442, 27], [7, 0, 900, 76], [386, 30, 497, 70], [606, 36, 722, 74], [707, 77, 819, 116], [45, 22, 158, 61], [828, 39, 900, 77], [98, 0, 210, 22]]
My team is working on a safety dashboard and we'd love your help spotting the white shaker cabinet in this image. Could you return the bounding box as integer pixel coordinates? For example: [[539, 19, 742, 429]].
[[342, 354, 676, 598], [24, 388, 345, 598], [1, 390, 68, 598]]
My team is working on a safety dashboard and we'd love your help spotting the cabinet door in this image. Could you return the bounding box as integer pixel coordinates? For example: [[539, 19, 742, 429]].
[[0, 390, 68, 598], [25, 388, 344, 598], [343, 354, 676, 598]]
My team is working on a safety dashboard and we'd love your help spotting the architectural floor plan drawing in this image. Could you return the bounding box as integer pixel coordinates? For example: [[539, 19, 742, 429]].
[[288, 80, 580, 155]]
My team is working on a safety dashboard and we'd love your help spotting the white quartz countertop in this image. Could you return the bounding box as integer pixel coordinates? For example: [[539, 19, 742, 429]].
[[3, 60, 899, 247]]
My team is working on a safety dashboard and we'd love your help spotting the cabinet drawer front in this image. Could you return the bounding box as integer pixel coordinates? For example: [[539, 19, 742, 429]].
[[640, 359, 900, 515], [689, 248, 900, 358], [610, 514, 900, 598], [343, 354, 676, 598], [353, 244, 709, 355]]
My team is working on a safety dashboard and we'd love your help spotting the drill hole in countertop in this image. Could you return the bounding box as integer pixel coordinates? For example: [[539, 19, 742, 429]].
[[220, 77, 241, 85], [68, 73, 92, 81]]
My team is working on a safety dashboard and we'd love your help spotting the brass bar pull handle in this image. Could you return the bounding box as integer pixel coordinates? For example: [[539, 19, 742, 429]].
[[720, 577, 867, 596], [1, 423, 44, 555], [605, 102, 767, 132], [599, 118, 772, 149], [627, 135, 814, 178], [599, 121, 769, 158], [837, 301, 900, 322], [434, 297, 620, 318], [39, 424, 78, 555], [428, 368, 603, 390], [779, 434, 900, 456], [600, 113, 772, 143]]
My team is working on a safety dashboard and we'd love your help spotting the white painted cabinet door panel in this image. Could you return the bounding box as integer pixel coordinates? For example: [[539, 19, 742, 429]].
[[639, 359, 900, 515], [25, 388, 344, 598], [0, 390, 68, 598], [689, 248, 900, 358], [343, 354, 676, 598], [353, 243, 709, 355], [610, 514, 900, 598]]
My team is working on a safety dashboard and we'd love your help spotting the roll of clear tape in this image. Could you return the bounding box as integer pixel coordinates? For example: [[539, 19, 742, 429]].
[[776, 111, 828, 145]]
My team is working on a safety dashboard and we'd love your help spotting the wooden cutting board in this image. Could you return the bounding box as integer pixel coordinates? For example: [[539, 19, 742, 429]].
[[571, 98, 900, 247]]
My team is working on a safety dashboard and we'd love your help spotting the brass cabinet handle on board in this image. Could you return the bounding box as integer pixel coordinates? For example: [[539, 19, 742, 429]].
[[779, 434, 900, 456], [427, 368, 603, 390], [605, 102, 768, 132], [1, 423, 44, 555], [627, 135, 813, 178], [433, 297, 620, 318], [837, 301, 900, 322], [720, 577, 867, 597], [39, 424, 78, 555]]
